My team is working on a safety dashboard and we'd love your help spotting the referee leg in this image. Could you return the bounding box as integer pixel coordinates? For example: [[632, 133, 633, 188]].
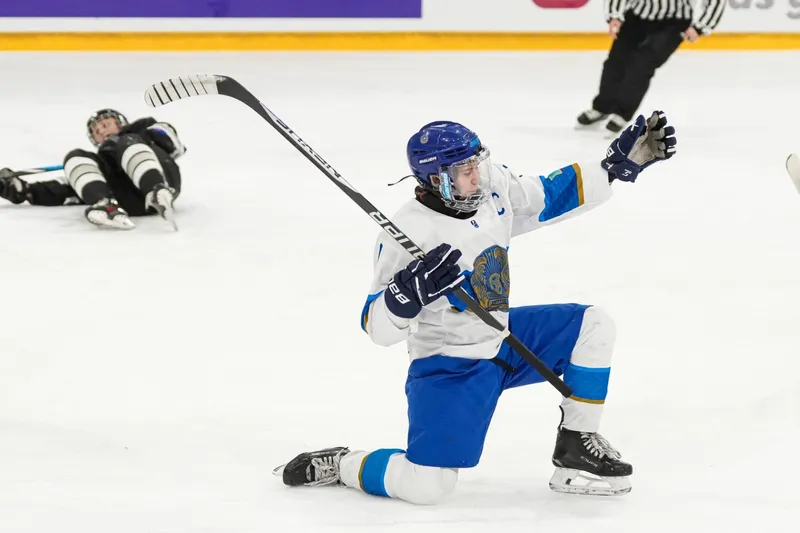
[[591, 13, 648, 115], [614, 18, 688, 121]]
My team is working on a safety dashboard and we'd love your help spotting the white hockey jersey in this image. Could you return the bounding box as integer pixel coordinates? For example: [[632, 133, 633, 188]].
[[360, 160, 613, 361]]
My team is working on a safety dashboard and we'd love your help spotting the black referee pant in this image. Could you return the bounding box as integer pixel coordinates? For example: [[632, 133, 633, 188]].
[[592, 13, 690, 122]]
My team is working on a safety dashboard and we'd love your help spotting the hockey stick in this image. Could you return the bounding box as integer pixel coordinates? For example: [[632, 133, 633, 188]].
[[6, 165, 64, 177], [143, 75, 573, 398]]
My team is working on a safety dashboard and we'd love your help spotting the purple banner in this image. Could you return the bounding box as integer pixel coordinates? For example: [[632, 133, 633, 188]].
[[0, 0, 422, 18]]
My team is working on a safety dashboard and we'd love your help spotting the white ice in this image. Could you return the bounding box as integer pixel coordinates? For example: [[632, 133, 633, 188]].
[[0, 50, 798, 533]]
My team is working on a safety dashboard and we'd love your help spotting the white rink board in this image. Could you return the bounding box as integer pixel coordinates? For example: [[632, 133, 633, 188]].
[[0, 0, 799, 33]]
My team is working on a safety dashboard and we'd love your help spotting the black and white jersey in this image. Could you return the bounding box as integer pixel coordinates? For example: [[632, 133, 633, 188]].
[[605, 0, 726, 34]]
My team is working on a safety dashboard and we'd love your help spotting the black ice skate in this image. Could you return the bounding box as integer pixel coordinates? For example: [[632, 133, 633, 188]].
[[272, 446, 350, 487], [85, 197, 135, 230], [550, 428, 632, 496], [576, 109, 608, 127], [145, 183, 177, 231], [605, 114, 627, 135]]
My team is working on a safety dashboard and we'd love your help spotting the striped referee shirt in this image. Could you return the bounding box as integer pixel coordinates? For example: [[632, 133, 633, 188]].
[[605, 0, 726, 35]]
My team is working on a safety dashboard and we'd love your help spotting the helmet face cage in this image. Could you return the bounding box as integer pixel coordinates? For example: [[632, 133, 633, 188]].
[[431, 146, 492, 213], [87, 109, 129, 146]]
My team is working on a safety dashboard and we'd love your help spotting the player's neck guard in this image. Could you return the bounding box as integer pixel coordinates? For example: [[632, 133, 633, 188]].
[[414, 187, 476, 220]]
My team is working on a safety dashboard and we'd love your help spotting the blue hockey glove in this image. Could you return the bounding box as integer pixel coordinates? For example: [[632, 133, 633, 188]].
[[384, 243, 465, 320], [602, 110, 677, 182]]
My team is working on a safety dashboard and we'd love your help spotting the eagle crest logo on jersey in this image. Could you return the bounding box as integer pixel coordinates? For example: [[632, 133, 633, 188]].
[[469, 245, 510, 312]]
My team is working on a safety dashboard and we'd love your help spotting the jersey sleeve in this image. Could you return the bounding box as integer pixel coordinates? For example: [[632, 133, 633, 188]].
[[499, 161, 613, 237], [122, 117, 158, 133], [122, 117, 186, 160], [359, 213, 430, 347], [145, 122, 187, 160]]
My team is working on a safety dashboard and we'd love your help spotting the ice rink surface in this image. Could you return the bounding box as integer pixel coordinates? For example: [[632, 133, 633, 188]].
[[0, 49, 798, 532]]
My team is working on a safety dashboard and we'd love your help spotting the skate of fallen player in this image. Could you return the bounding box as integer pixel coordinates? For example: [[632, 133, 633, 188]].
[[786, 153, 800, 195], [273, 112, 677, 503], [0, 108, 185, 231]]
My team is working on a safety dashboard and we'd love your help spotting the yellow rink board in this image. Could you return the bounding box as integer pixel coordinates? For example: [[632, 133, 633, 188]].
[[1, 32, 800, 51]]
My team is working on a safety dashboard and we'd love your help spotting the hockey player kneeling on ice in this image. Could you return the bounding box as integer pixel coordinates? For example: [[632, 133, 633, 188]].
[[274, 112, 677, 503], [0, 108, 186, 230]]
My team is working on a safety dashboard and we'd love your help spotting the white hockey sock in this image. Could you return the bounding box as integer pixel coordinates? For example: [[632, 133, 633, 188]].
[[120, 142, 166, 191], [64, 154, 110, 204], [339, 448, 403, 497], [340, 449, 458, 505], [560, 306, 616, 433]]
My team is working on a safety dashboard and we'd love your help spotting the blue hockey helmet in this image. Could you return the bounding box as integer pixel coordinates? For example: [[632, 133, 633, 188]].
[[406, 121, 492, 212]]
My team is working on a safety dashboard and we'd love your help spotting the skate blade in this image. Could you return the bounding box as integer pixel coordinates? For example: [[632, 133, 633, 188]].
[[549, 467, 631, 497], [272, 463, 286, 477], [574, 121, 607, 131], [575, 125, 621, 140], [151, 203, 178, 231], [161, 204, 178, 231], [146, 188, 178, 231], [786, 153, 800, 194], [602, 127, 624, 140], [87, 212, 135, 230]]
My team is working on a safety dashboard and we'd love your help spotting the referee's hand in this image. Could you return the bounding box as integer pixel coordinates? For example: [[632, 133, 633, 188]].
[[681, 27, 700, 43], [608, 19, 622, 40]]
